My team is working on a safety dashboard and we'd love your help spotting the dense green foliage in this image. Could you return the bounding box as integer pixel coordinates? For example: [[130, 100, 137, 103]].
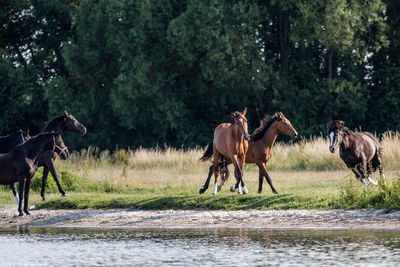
[[1, 0, 399, 149]]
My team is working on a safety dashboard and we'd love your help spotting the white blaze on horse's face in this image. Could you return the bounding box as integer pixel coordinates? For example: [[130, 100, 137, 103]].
[[329, 132, 335, 147]]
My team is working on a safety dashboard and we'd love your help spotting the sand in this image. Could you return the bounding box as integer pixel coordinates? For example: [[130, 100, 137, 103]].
[[0, 208, 400, 229]]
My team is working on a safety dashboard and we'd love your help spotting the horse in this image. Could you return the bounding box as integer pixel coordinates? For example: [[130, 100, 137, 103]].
[[0, 130, 30, 153], [0, 132, 66, 216], [5, 111, 86, 201], [38, 111, 86, 200], [199, 112, 298, 194], [327, 120, 384, 186], [200, 108, 250, 195]]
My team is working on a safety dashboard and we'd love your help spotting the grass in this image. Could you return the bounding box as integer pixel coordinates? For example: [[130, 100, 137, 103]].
[[1, 132, 400, 211]]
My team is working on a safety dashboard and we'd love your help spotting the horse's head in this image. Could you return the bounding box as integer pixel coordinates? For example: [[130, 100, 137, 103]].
[[41, 131, 69, 160], [274, 112, 298, 139], [232, 108, 250, 141], [63, 111, 87, 135], [53, 132, 70, 160], [327, 120, 345, 153]]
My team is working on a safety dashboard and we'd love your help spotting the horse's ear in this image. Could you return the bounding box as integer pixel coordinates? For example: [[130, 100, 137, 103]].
[[242, 107, 247, 116], [64, 110, 69, 116], [232, 112, 237, 118]]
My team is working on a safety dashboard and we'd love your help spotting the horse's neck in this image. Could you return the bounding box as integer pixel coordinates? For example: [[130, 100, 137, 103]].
[[24, 137, 50, 160], [259, 122, 279, 150], [340, 134, 351, 151], [43, 118, 64, 133], [231, 123, 243, 141]]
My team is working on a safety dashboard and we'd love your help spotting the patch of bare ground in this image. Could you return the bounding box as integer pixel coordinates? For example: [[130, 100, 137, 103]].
[[1, 209, 400, 229]]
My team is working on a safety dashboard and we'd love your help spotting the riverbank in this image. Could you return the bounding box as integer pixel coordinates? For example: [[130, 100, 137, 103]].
[[1, 209, 400, 229]]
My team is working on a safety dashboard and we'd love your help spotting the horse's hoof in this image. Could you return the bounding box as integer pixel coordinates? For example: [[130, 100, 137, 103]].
[[199, 188, 205, 194], [41, 197, 46, 201], [242, 187, 249, 194], [18, 212, 23, 216], [368, 178, 378, 186], [61, 193, 67, 197], [230, 186, 236, 192], [273, 191, 279, 194], [212, 192, 217, 195], [217, 186, 222, 192], [24, 210, 30, 215]]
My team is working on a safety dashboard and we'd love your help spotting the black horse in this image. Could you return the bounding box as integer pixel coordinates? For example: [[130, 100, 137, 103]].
[[0, 130, 30, 153], [0, 132, 67, 216], [37, 111, 86, 200], [327, 120, 385, 186], [1, 111, 86, 201]]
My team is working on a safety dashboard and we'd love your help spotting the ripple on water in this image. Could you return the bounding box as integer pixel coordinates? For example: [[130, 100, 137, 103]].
[[1, 227, 400, 266]]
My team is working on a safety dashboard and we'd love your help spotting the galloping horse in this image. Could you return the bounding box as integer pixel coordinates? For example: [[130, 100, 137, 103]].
[[199, 112, 298, 194], [0, 132, 66, 216], [200, 108, 250, 195], [327, 120, 384, 186]]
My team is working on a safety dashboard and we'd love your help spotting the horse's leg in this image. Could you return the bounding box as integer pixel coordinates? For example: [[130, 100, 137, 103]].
[[41, 166, 49, 201], [231, 156, 243, 194], [212, 153, 221, 195], [10, 183, 19, 204], [238, 156, 248, 194], [352, 165, 368, 187], [17, 179, 24, 216], [47, 160, 67, 197], [218, 160, 230, 192], [199, 165, 213, 194], [258, 168, 263, 194], [257, 162, 278, 194], [23, 178, 32, 215]]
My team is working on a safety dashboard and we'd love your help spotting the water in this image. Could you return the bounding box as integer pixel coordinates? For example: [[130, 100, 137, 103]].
[[1, 227, 400, 266]]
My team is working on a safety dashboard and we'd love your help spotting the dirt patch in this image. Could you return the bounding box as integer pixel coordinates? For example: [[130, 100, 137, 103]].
[[1, 208, 400, 229]]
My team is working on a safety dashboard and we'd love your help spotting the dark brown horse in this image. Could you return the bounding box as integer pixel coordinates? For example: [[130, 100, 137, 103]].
[[327, 120, 384, 186], [200, 108, 250, 195], [38, 111, 86, 200], [200, 112, 298, 194], [0, 130, 30, 153], [0, 132, 66, 216], [6, 111, 86, 201]]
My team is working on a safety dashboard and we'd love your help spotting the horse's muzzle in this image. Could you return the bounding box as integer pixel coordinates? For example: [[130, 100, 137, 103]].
[[329, 146, 335, 153], [244, 134, 250, 141]]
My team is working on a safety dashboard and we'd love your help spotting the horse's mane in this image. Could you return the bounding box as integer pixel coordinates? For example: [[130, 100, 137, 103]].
[[42, 115, 65, 132], [250, 112, 284, 142], [327, 120, 353, 136]]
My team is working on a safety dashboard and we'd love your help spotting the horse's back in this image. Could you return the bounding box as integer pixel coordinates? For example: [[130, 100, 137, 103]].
[[354, 131, 379, 160], [213, 123, 232, 156]]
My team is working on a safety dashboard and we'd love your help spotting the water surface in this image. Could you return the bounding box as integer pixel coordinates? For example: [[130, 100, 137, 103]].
[[1, 227, 400, 266]]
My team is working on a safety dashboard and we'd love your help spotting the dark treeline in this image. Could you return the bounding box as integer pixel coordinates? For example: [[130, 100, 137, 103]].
[[1, 0, 399, 150]]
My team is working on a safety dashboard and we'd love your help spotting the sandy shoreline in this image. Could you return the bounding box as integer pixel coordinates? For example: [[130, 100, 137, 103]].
[[0, 208, 400, 229]]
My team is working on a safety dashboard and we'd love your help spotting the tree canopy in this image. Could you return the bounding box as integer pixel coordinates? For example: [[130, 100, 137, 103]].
[[0, 0, 398, 150]]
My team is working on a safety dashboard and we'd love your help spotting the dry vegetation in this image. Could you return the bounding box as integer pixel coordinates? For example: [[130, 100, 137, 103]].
[[1, 132, 400, 210]]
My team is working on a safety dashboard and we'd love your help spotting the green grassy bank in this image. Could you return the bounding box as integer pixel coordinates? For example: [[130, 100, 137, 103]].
[[1, 133, 400, 210]]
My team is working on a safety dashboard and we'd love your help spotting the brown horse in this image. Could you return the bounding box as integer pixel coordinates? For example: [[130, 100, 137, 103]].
[[327, 120, 384, 186], [0, 132, 66, 216], [200, 112, 298, 194], [200, 108, 250, 195]]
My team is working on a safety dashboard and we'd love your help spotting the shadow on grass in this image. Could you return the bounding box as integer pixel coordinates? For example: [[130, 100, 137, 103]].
[[36, 193, 332, 210]]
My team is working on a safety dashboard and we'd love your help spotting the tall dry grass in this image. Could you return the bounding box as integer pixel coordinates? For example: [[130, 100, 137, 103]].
[[50, 131, 400, 190]]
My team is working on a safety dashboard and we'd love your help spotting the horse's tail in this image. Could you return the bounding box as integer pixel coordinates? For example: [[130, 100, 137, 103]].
[[200, 143, 213, 162]]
